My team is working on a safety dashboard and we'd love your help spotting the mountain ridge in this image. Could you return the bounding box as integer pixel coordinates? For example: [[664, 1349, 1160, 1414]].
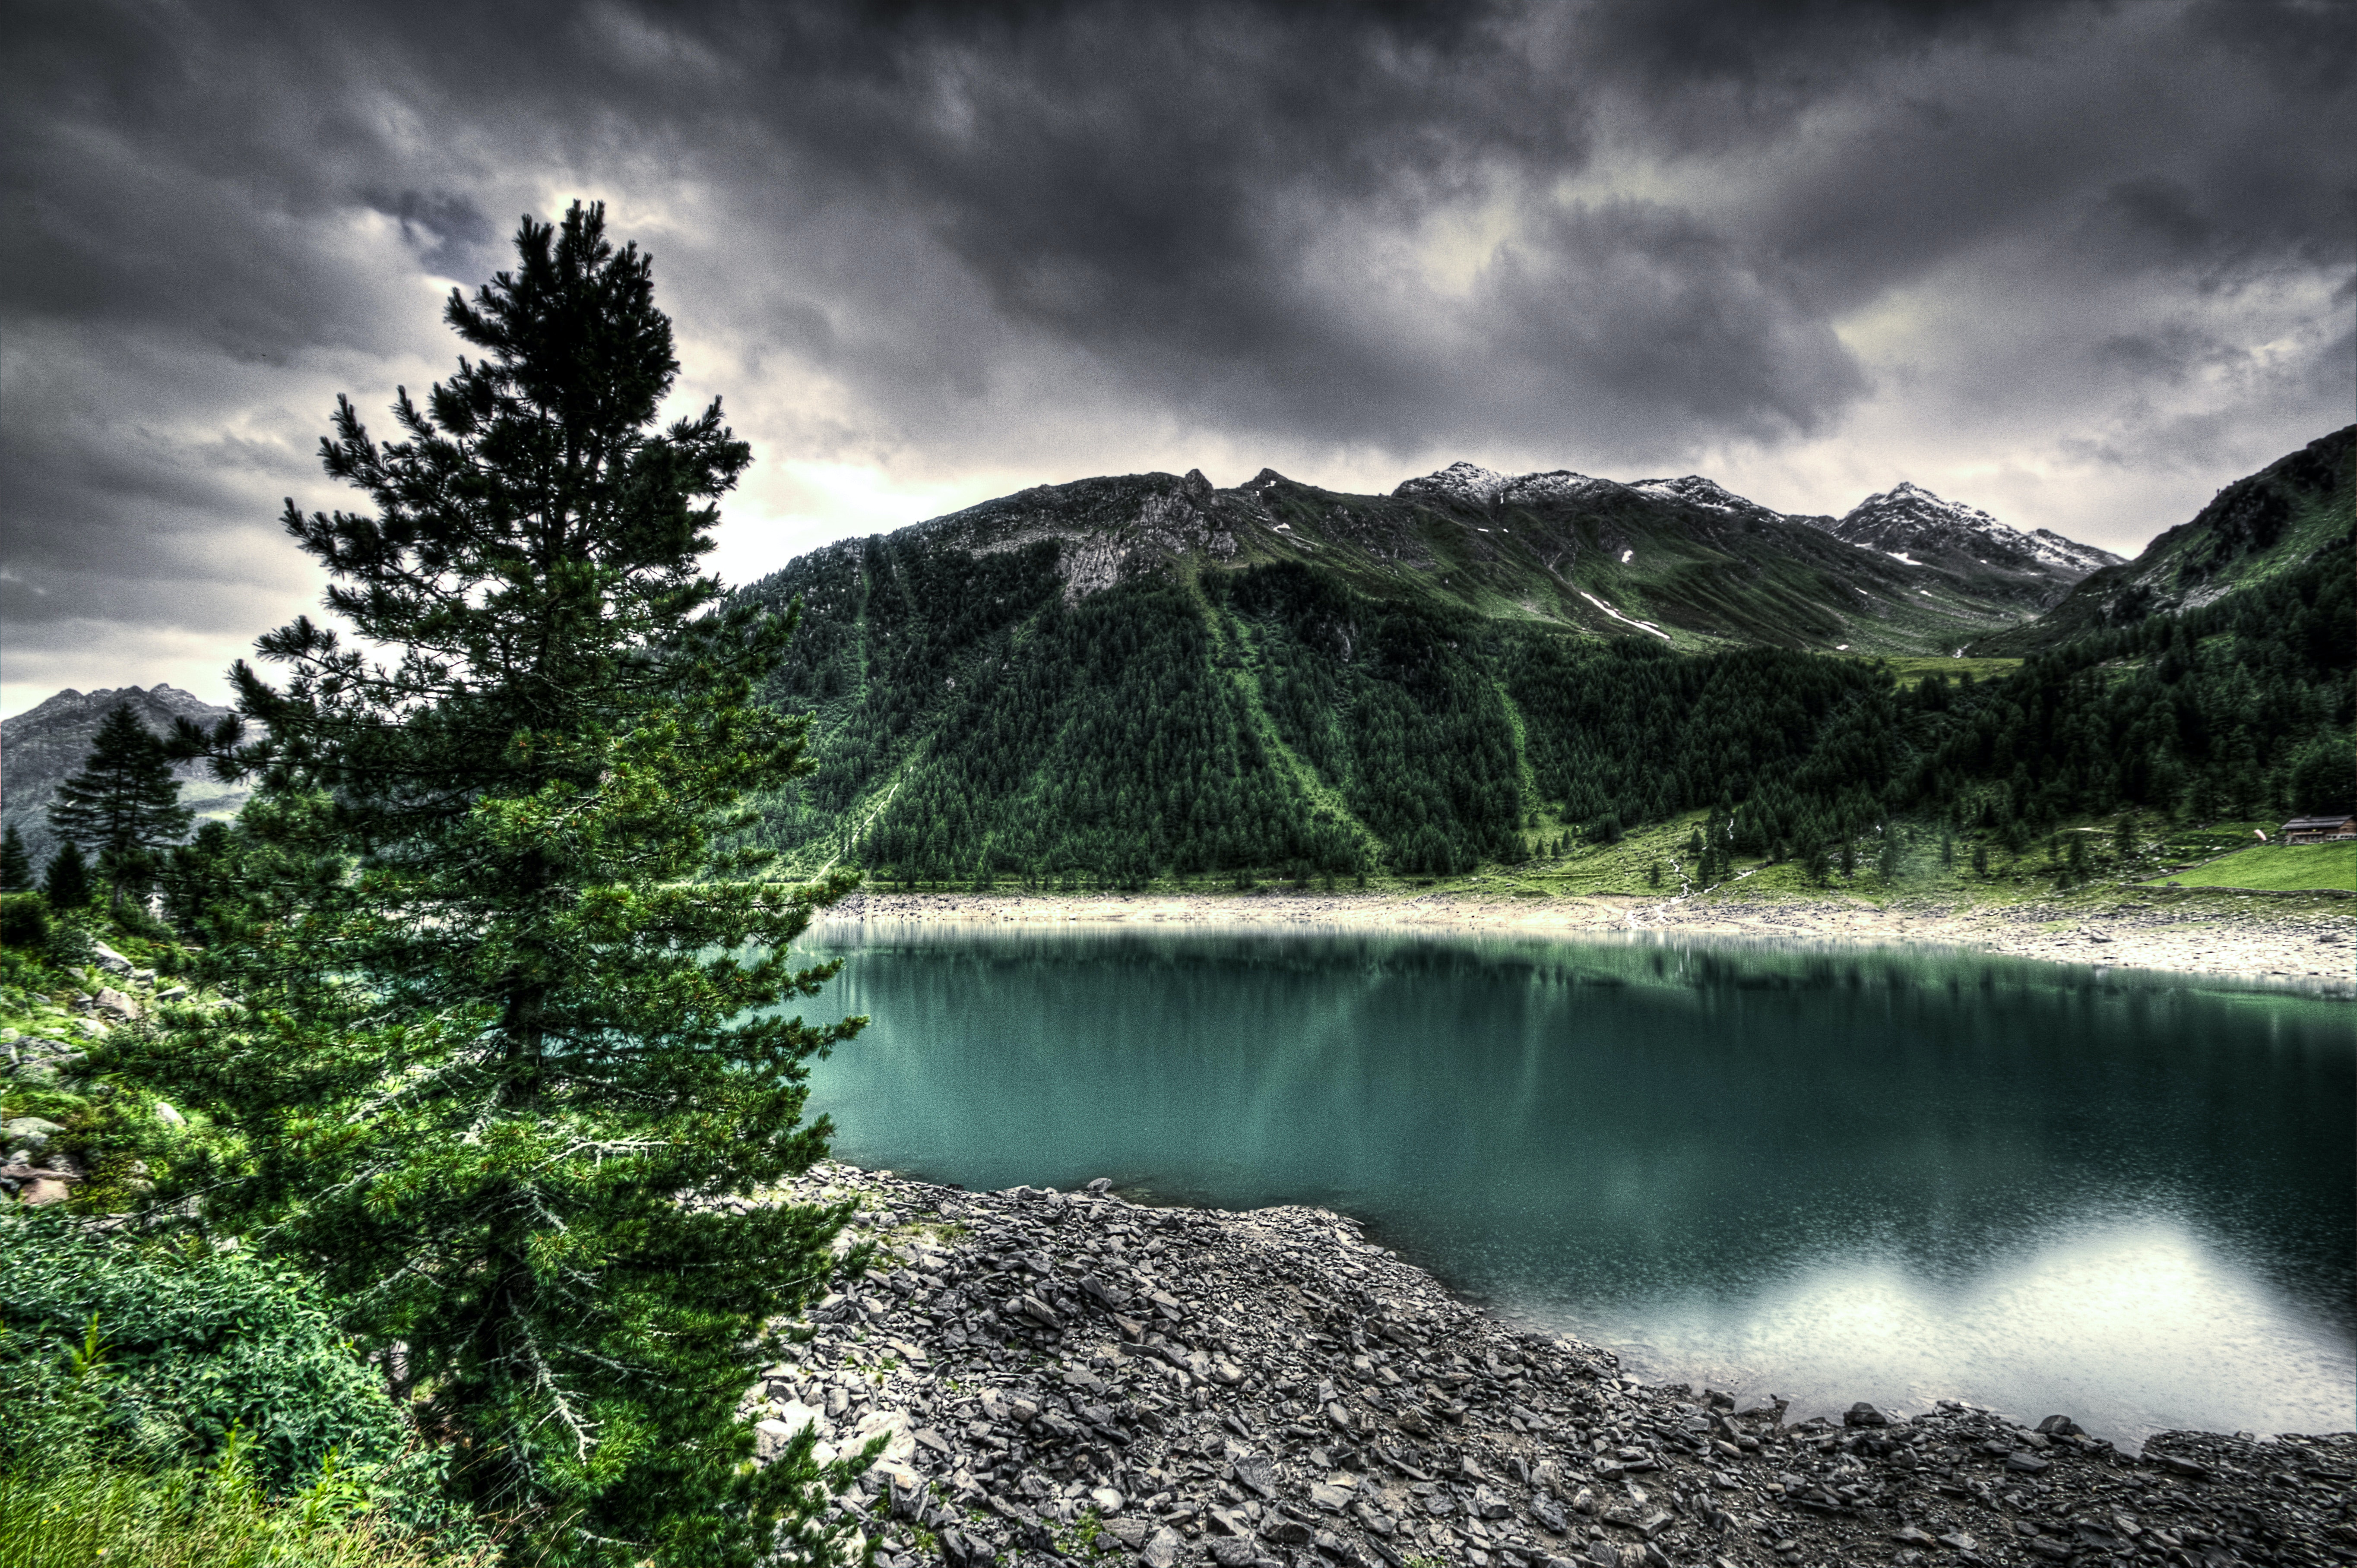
[[0, 683, 244, 866], [1972, 425, 2354, 654]]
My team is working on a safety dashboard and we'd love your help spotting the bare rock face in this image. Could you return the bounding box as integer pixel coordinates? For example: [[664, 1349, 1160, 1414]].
[[740, 1164, 2353, 1568]]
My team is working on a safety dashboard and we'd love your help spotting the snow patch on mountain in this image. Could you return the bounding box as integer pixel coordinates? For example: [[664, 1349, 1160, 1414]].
[[1394, 461, 1511, 506], [1824, 481, 2119, 581], [1395, 462, 1623, 509]]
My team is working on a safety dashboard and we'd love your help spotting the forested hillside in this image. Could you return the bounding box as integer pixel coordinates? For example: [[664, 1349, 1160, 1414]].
[[735, 436, 2352, 887]]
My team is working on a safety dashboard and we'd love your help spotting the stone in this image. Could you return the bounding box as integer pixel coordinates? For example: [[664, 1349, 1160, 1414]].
[[1232, 1454, 1278, 1499], [89, 941, 133, 976], [1142, 1528, 1183, 1568], [1844, 1402, 1889, 1427], [3, 1117, 63, 1158], [1530, 1495, 1567, 1534], [1892, 1526, 1936, 1545], [756, 1417, 801, 1463], [1310, 1484, 1355, 1513], [92, 988, 139, 1021], [1087, 1177, 1114, 1194], [1258, 1516, 1313, 1546], [1935, 1532, 1977, 1552], [2005, 1451, 2052, 1474], [1209, 1539, 1258, 1567], [2034, 1414, 2083, 1437]]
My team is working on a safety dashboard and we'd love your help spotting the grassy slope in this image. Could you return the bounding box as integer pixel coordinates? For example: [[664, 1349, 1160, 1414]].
[[2151, 841, 2357, 892]]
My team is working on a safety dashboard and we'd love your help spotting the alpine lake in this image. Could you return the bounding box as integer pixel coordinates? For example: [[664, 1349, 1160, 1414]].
[[785, 922, 2354, 1451]]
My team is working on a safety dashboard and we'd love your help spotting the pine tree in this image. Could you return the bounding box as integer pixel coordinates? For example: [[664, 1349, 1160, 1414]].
[[0, 825, 32, 891], [134, 203, 867, 1565], [47, 701, 193, 907], [42, 841, 91, 910]]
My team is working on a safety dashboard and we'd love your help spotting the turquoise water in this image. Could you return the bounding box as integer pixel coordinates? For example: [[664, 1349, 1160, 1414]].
[[790, 923, 2355, 1446]]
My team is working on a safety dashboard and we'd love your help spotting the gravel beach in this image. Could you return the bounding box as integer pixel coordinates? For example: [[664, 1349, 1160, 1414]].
[[817, 888, 2354, 992], [744, 1166, 2357, 1568]]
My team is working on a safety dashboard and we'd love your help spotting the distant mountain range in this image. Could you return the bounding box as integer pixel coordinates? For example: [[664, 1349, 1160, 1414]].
[[9, 429, 2344, 886], [723, 430, 2344, 881], [0, 684, 243, 866], [877, 458, 2118, 661]]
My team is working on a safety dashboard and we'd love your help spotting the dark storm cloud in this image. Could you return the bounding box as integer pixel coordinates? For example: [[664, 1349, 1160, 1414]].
[[2, 0, 2351, 708]]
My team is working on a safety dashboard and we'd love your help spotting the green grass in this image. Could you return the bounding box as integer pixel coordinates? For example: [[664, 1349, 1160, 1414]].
[[2148, 841, 2357, 892], [0, 1451, 488, 1568], [1848, 654, 2024, 687]]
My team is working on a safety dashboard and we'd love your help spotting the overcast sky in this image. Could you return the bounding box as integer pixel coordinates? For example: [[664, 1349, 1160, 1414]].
[[3, 0, 2350, 718]]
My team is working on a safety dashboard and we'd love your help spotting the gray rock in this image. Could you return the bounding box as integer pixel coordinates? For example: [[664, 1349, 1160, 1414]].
[[1843, 1401, 1889, 1427], [1258, 1516, 1312, 1546], [1141, 1527, 1182, 1568], [92, 988, 139, 1021], [89, 941, 133, 976], [1308, 1483, 1353, 1512], [3, 1117, 63, 1158], [1208, 1538, 1257, 1567], [1232, 1454, 1277, 1499]]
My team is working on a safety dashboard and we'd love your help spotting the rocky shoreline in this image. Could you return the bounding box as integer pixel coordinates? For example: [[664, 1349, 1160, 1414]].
[[816, 890, 2354, 992], [746, 1164, 2356, 1568]]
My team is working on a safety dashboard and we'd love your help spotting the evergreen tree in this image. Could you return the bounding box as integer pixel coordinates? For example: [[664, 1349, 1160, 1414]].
[[1877, 831, 1901, 884], [0, 825, 32, 891], [42, 841, 91, 910], [47, 702, 193, 907], [135, 203, 866, 1565]]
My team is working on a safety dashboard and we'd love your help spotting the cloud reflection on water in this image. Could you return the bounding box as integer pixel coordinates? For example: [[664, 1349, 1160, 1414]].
[[1550, 1213, 2356, 1448]]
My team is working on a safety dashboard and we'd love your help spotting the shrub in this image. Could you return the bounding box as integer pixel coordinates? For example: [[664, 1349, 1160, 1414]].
[[0, 1211, 412, 1499], [0, 893, 48, 950]]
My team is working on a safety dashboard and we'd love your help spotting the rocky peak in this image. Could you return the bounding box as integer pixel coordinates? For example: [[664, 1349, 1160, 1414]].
[[1826, 484, 2120, 579], [1393, 462, 1511, 507]]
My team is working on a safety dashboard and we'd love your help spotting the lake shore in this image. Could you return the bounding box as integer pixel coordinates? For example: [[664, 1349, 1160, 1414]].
[[749, 1162, 2355, 1568], [818, 886, 2354, 991]]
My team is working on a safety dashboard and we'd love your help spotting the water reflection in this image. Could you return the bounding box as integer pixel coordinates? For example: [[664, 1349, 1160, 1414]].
[[788, 923, 2356, 1447]]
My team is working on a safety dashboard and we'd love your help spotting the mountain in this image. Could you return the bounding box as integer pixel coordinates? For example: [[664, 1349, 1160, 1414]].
[[1812, 481, 2121, 610], [727, 459, 2136, 882], [0, 684, 244, 866], [874, 459, 2104, 659], [1975, 426, 2354, 654]]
